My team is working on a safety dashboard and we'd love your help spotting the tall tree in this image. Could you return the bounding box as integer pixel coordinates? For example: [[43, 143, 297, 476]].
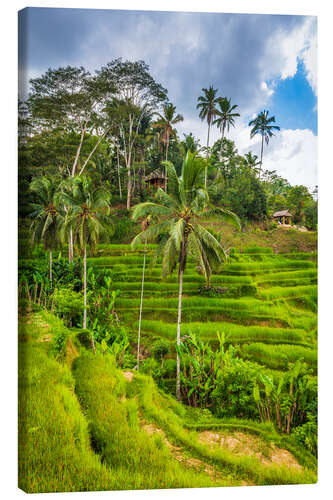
[[180, 133, 201, 155], [213, 97, 240, 141], [98, 59, 168, 209], [197, 85, 220, 188], [131, 152, 240, 400], [28, 66, 115, 261], [248, 110, 280, 178], [29, 176, 62, 289], [59, 176, 112, 350], [244, 151, 261, 171], [134, 216, 154, 371], [152, 103, 183, 191], [28, 66, 115, 178]]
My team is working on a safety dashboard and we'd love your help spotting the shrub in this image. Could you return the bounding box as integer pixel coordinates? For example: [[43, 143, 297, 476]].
[[292, 416, 317, 456], [53, 287, 84, 327], [152, 339, 171, 364]]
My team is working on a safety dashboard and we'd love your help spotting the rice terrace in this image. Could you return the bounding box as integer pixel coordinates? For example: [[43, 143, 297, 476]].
[[18, 7, 318, 494]]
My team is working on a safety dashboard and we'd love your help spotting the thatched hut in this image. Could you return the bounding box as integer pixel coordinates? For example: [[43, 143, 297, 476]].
[[144, 169, 166, 189], [273, 209, 292, 225]]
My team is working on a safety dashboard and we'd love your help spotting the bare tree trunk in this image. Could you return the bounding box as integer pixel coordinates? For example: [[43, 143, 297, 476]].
[[49, 249, 53, 290], [126, 164, 131, 210], [117, 146, 122, 199], [259, 134, 264, 179], [137, 240, 147, 370], [71, 127, 86, 177], [78, 129, 110, 176]]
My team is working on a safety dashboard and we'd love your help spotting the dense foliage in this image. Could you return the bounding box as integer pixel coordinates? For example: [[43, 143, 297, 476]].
[[18, 57, 317, 492]]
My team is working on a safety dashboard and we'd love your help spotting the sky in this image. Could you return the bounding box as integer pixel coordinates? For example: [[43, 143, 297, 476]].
[[18, 7, 317, 190]]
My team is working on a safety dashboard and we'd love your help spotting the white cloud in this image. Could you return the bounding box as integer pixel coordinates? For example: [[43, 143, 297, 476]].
[[176, 117, 317, 190], [264, 17, 317, 95], [260, 81, 274, 97], [228, 123, 317, 189]]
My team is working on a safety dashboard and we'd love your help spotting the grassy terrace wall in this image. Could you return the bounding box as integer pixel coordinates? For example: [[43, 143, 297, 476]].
[[87, 244, 317, 375]]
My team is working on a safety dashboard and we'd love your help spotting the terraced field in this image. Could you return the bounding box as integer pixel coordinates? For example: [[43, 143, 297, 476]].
[[18, 312, 317, 492], [87, 245, 317, 377]]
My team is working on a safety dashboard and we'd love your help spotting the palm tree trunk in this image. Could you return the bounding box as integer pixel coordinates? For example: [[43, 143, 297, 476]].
[[137, 240, 147, 370], [176, 265, 183, 401], [49, 249, 53, 290], [69, 230, 74, 263], [83, 245, 87, 330], [205, 123, 211, 189], [165, 139, 169, 192], [259, 135, 264, 179], [176, 237, 187, 400], [83, 244, 95, 354]]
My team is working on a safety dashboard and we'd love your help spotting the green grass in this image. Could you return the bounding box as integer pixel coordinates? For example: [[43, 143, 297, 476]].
[[135, 319, 308, 346], [72, 352, 226, 489], [258, 285, 317, 301], [18, 341, 119, 493], [241, 342, 317, 372], [18, 238, 318, 490], [132, 373, 316, 485], [114, 271, 255, 285]]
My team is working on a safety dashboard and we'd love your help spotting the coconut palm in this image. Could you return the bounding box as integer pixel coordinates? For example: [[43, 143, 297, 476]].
[[248, 110, 280, 178], [213, 97, 240, 141], [29, 176, 62, 289], [135, 215, 155, 371], [152, 103, 184, 191], [180, 132, 201, 155], [59, 176, 112, 351], [197, 85, 220, 188], [244, 152, 261, 171], [131, 152, 240, 399]]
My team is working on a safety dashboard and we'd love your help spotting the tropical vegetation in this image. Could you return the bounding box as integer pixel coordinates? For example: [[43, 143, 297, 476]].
[[18, 57, 317, 493]]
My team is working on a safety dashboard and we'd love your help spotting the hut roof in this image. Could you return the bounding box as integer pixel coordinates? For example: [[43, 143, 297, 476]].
[[273, 210, 292, 217], [144, 169, 166, 181]]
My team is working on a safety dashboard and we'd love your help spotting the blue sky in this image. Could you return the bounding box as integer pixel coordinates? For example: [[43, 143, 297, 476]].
[[266, 61, 317, 134], [18, 7, 317, 188]]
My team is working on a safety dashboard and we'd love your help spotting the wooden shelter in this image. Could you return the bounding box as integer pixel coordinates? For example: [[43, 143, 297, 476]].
[[144, 169, 166, 189], [273, 209, 292, 225]]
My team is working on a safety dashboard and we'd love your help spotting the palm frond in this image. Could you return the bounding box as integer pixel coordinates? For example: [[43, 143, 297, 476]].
[[131, 202, 172, 221], [131, 220, 174, 248], [205, 204, 241, 230]]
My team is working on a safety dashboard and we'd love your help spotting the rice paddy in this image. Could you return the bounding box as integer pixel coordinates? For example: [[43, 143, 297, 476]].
[[18, 243, 317, 491], [99, 244, 317, 375]]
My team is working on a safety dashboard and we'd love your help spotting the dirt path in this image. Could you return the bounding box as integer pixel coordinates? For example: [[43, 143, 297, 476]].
[[198, 430, 302, 470], [140, 420, 247, 486]]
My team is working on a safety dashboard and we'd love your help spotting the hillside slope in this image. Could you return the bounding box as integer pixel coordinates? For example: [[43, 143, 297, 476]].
[[18, 311, 317, 493]]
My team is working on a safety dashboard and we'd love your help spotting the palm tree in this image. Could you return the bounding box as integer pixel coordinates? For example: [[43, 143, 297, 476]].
[[152, 103, 184, 191], [180, 133, 201, 155], [135, 215, 154, 371], [213, 97, 240, 141], [244, 152, 261, 171], [29, 176, 62, 290], [248, 110, 280, 178], [59, 176, 112, 351], [197, 86, 220, 188], [131, 152, 240, 400]]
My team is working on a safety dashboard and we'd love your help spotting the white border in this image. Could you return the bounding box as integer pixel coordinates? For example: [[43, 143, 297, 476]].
[[1, 1, 332, 499]]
